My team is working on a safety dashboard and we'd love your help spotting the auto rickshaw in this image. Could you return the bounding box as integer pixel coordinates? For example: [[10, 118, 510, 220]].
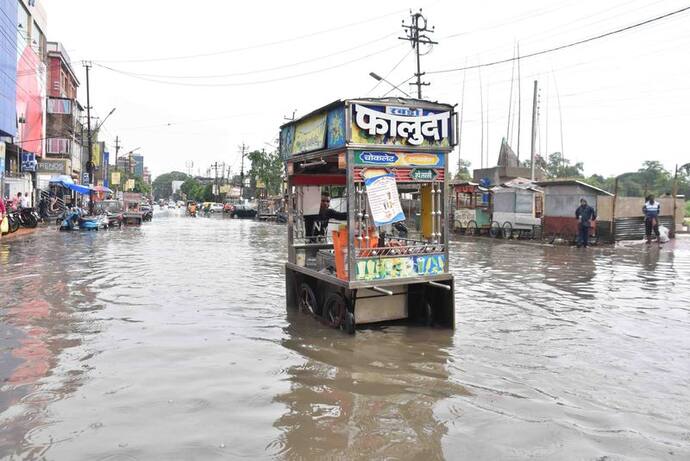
[[282, 97, 456, 333]]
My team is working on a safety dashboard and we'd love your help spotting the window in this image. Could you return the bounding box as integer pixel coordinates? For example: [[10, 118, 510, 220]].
[[47, 98, 72, 114], [47, 138, 70, 154]]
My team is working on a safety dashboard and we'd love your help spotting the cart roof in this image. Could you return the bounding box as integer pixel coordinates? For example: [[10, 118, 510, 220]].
[[535, 179, 613, 196], [280, 97, 455, 130]]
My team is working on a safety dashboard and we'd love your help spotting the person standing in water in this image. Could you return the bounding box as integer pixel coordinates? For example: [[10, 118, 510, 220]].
[[575, 198, 597, 248], [642, 194, 661, 244]]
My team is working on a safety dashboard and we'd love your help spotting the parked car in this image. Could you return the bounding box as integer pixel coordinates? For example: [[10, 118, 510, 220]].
[[209, 203, 224, 213]]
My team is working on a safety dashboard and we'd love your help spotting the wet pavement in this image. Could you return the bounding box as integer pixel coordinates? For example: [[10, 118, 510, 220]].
[[1, 208, 689, 460]]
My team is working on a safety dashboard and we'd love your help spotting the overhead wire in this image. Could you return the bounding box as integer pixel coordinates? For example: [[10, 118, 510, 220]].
[[428, 5, 690, 75], [92, 8, 408, 64]]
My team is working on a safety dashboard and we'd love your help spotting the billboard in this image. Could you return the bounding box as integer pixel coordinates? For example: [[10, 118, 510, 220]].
[[0, 0, 17, 137], [351, 104, 451, 148]]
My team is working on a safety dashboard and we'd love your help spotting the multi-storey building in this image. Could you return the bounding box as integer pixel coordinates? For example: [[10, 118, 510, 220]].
[[43, 41, 83, 188]]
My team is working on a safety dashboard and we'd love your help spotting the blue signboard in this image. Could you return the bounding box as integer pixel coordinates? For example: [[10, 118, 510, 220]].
[[82, 172, 89, 185], [21, 152, 37, 172]]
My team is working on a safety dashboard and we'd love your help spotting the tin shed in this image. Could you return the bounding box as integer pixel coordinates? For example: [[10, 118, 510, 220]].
[[537, 180, 613, 242]]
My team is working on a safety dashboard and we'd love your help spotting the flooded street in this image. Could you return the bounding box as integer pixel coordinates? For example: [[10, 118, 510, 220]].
[[1, 210, 689, 460]]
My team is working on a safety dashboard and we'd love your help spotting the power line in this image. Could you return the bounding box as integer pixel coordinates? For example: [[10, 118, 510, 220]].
[[95, 42, 407, 87], [103, 32, 397, 80], [92, 8, 407, 64], [427, 5, 690, 75]]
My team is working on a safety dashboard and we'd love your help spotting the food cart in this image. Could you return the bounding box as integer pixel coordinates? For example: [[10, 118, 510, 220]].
[[491, 179, 543, 239], [450, 181, 492, 235], [282, 98, 456, 333], [122, 192, 144, 225]]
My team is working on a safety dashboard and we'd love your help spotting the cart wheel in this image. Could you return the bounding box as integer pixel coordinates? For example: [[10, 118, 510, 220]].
[[502, 222, 513, 239], [298, 283, 318, 316], [322, 292, 347, 329], [489, 221, 501, 238], [465, 220, 478, 236], [344, 311, 355, 335]]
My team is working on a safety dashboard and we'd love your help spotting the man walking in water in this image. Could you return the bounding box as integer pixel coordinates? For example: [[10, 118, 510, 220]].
[[575, 198, 597, 248], [643, 194, 661, 244]]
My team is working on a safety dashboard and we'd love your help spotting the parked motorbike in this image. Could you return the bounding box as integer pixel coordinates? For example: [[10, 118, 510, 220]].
[[13, 208, 39, 228]]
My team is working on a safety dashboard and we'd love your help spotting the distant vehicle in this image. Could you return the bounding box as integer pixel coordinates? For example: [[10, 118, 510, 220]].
[[95, 199, 124, 228], [141, 204, 153, 222], [167, 202, 176, 209], [223, 202, 235, 214], [209, 203, 224, 213], [232, 200, 258, 219], [176, 200, 185, 208]]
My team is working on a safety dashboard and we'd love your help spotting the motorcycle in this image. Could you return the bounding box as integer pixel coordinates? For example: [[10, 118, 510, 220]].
[[12, 208, 39, 228], [58, 208, 104, 231]]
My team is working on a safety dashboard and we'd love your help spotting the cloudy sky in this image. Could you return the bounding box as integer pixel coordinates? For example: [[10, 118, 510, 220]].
[[43, 0, 690, 179]]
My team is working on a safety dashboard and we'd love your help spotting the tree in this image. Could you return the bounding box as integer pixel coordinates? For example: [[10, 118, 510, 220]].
[[152, 171, 189, 201], [248, 149, 284, 196], [545, 152, 583, 179], [454, 159, 472, 180], [180, 177, 204, 201]]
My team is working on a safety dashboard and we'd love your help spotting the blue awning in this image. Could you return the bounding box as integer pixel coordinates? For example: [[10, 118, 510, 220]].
[[52, 180, 92, 195]]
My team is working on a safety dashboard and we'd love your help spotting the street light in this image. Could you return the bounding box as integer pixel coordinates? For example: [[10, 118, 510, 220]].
[[369, 72, 411, 97], [93, 107, 116, 133]]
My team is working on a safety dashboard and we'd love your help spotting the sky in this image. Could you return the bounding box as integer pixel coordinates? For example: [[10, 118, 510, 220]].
[[42, 0, 690, 180]]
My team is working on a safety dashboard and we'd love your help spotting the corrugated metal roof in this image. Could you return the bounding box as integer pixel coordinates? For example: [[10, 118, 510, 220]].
[[536, 179, 613, 196]]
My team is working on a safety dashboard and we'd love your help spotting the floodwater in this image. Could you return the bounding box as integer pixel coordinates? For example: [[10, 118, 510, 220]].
[[1, 209, 689, 460]]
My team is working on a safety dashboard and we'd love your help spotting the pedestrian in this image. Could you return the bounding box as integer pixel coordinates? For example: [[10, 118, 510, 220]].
[[0, 196, 7, 237], [20, 192, 30, 209], [13, 192, 21, 210], [575, 198, 597, 248], [642, 194, 661, 244]]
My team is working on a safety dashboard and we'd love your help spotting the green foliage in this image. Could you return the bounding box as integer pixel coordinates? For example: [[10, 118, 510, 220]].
[[685, 201, 690, 218], [152, 171, 189, 200], [454, 159, 472, 181], [247, 149, 284, 196], [545, 152, 584, 179], [180, 177, 205, 201]]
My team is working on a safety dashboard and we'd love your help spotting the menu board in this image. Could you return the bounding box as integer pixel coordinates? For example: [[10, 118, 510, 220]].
[[364, 173, 405, 226]]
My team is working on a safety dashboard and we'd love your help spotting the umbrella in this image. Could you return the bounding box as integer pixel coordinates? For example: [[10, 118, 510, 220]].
[[93, 185, 113, 193]]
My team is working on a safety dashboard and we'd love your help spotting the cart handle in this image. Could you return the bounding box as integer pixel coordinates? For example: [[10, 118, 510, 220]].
[[371, 286, 394, 296], [428, 281, 452, 291]]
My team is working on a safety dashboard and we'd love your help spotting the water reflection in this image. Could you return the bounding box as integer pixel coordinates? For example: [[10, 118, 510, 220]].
[[273, 310, 467, 460]]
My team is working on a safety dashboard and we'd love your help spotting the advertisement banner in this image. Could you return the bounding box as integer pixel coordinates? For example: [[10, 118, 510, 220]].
[[355, 254, 446, 281], [92, 143, 101, 167], [291, 112, 327, 155], [354, 151, 444, 168], [111, 171, 121, 185], [326, 106, 345, 149], [364, 173, 405, 226], [351, 104, 451, 148]]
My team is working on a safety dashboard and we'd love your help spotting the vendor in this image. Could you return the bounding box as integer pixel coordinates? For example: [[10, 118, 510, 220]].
[[304, 192, 347, 241]]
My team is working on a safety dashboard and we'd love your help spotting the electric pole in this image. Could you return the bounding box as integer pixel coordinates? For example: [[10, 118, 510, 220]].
[[399, 9, 437, 99], [239, 143, 247, 200], [530, 80, 539, 181], [83, 61, 94, 214]]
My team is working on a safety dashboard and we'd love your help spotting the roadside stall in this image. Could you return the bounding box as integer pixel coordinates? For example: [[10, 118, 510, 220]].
[[122, 192, 144, 225], [450, 181, 492, 235], [491, 178, 543, 239], [537, 179, 612, 244], [282, 97, 456, 333]]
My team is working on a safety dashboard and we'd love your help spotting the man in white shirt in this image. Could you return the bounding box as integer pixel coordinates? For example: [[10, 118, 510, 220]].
[[20, 192, 30, 209]]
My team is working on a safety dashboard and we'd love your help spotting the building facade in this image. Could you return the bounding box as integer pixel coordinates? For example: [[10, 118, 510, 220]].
[[42, 41, 83, 189]]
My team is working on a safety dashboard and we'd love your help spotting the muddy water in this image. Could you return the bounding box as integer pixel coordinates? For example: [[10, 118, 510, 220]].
[[1, 209, 689, 460]]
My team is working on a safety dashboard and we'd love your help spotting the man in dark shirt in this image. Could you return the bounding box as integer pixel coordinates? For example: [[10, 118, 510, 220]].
[[575, 198, 597, 248], [304, 192, 347, 241]]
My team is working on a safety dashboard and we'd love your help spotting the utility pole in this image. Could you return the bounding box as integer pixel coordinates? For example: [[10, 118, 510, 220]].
[[212, 161, 219, 202], [400, 9, 437, 99], [84, 61, 94, 214], [239, 143, 247, 200], [530, 80, 539, 181]]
